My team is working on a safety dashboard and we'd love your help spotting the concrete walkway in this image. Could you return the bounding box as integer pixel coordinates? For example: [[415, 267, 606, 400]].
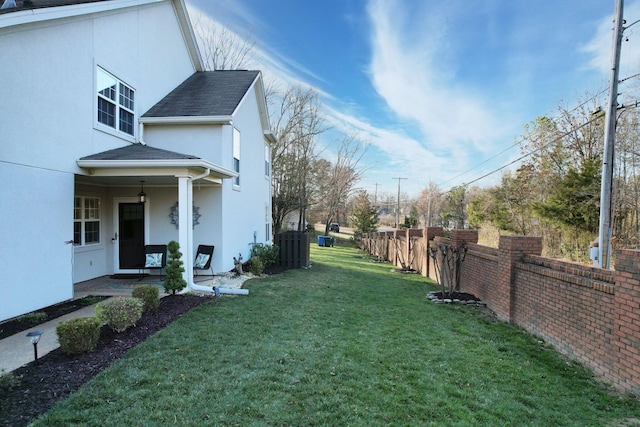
[[0, 303, 100, 373], [0, 273, 251, 373]]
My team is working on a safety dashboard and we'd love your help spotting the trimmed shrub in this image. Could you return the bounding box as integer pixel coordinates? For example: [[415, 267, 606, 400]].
[[96, 297, 143, 333], [164, 240, 187, 295], [56, 317, 102, 355], [132, 285, 160, 312], [248, 257, 265, 275], [0, 369, 21, 391], [250, 243, 279, 267], [17, 311, 48, 326]]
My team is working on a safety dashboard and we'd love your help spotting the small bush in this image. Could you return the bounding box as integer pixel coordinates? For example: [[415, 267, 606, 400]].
[[132, 285, 160, 312], [250, 243, 279, 267], [17, 311, 48, 326], [96, 297, 143, 333], [0, 369, 21, 391], [56, 317, 102, 355], [248, 257, 265, 275]]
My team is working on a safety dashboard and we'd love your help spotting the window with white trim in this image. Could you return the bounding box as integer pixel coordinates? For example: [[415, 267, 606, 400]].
[[97, 67, 135, 136], [233, 128, 241, 186], [265, 143, 271, 178], [74, 197, 101, 246]]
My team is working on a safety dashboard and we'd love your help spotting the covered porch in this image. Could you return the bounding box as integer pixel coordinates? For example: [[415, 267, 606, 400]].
[[75, 144, 237, 293]]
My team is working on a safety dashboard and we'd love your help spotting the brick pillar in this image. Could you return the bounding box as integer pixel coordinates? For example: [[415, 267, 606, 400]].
[[495, 236, 542, 322], [613, 249, 640, 393]]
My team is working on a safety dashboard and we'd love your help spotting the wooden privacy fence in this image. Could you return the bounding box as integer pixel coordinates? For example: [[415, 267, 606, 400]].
[[275, 231, 310, 269], [360, 227, 640, 396]]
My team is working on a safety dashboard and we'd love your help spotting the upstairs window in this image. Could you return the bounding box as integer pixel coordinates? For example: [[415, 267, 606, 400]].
[[265, 143, 271, 178], [74, 197, 101, 246], [97, 67, 135, 136], [233, 128, 240, 187]]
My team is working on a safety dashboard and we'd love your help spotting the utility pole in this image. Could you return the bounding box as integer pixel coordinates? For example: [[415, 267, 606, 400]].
[[598, 0, 624, 269], [392, 177, 407, 229]]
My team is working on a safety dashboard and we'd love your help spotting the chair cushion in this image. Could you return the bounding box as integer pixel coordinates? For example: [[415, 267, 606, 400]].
[[194, 253, 210, 269], [145, 253, 163, 268]]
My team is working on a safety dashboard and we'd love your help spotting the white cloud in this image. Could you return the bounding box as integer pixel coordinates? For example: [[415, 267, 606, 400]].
[[581, 1, 640, 85], [365, 0, 507, 157]]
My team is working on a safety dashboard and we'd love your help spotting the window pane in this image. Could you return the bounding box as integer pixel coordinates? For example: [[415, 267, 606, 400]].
[[74, 197, 81, 220], [119, 84, 135, 110], [85, 197, 100, 219], [234, 158, 240, 186], [85, 221, 100, 244], [74, 222, 81, 245], [98, 98, 115, 127], [97, 68, 116, 101], [119, 109, 134, 135]]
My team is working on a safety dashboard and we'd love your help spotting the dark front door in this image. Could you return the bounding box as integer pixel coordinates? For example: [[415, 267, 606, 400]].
[[119, 203, 145, 269]]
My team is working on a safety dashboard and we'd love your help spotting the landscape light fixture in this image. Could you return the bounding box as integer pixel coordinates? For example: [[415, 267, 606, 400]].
[[138, 180, 146, 203], [26, 330, 42, 360]]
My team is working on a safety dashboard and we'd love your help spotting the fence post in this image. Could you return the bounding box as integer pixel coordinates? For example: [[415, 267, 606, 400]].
[[423, 227, 444, 279]]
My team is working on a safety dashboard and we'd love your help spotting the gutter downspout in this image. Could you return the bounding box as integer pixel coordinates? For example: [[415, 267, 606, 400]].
[[186, 167, 249, 296]]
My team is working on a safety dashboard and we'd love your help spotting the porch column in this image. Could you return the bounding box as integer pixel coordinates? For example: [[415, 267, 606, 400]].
[[177, 175, 194, 289]]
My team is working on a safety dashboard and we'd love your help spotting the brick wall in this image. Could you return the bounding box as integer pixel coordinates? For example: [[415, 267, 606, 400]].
[[358, 230, 640, 395], [511, 255, 616, 381]]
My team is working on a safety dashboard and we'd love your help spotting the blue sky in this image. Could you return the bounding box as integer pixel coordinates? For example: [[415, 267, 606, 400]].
[[186, 0, 640, 198]]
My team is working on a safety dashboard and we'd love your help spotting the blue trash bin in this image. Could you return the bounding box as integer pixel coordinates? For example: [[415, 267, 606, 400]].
[[318, 235, 325, 247]]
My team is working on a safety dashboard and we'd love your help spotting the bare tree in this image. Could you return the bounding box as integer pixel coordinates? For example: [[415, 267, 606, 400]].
[[192, 15, 256, 70], [270, 86, 326, 235], [416, 181, 443, 227], [315, 136, 369, 235]]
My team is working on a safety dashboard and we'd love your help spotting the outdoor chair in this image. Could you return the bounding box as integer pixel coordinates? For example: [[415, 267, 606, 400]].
[[194, 244, 215, 277], [144, 244, 167, 277]]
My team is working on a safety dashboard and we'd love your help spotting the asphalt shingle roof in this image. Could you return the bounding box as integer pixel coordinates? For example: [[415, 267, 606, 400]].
[[79, 144, 199, 161], [143, 70, 260, 118]]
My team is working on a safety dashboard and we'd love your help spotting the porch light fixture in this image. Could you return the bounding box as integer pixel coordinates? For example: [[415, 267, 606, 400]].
[[138, 180, 146, 203], [26, 330, 42, 360]]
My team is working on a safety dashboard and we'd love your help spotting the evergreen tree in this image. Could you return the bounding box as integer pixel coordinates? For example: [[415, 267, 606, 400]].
[[351, 190, 379, 240], [532, 157, 601, 233], [164, 240, 187, 295]]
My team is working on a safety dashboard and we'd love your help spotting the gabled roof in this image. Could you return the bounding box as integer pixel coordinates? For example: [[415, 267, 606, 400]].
[[142, 70, 261, 118], [79, 144, 198, 161]]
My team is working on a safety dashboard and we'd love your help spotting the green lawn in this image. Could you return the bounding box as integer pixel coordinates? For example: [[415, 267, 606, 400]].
[[35, 241, 640, 426]]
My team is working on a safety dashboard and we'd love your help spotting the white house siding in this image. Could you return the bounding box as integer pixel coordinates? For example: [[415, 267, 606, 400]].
[[0, 1, 198, 321], [142, 83, 273, 272], [0, 164, 74, 322], [218, 84, 272, 268]]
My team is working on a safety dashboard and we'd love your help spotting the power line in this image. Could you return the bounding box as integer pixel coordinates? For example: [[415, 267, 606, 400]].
[[443, 100, 640, 194], [437, 73, 640, 189]]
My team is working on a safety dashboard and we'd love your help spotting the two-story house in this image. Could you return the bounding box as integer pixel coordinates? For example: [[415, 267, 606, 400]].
[[0, 0, 274, 322]]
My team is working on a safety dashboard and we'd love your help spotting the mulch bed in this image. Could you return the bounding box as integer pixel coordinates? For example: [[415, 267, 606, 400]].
[[0, 294, 215, 427], [0, 296, 109, 341], [427, 291, 486, 306]]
